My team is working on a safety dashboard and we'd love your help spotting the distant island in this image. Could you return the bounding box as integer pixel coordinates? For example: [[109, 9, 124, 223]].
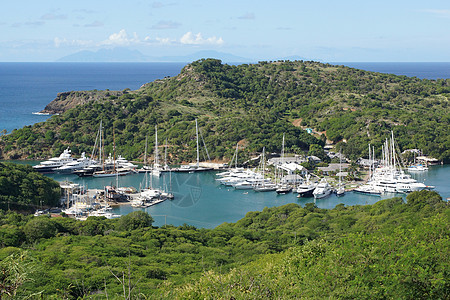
[[57, 48, 255, 63]]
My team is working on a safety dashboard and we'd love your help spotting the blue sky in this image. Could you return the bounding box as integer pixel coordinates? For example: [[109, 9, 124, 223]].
[[1, 0, 450, 62]]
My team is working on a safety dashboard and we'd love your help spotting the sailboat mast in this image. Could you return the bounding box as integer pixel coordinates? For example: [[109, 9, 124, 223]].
[[113, 127, 116, 172], [262, 147, 265, 187], [339, 147, 342, 186], [100, 120, 104, 171], [154, 125, 159, 167], [195, 119, 199, 168], [391, 131, 396, 173], [144, 135, 148, 167], [235, 143, 238, 169], [164, 138, 168, 169]]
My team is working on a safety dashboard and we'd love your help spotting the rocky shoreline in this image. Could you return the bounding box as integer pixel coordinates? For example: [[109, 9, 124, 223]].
[[39, 90, 125, 115]]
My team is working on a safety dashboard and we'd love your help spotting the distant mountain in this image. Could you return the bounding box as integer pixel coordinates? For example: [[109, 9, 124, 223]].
[[57, 48, 254, 63], [57, 48, 150, 62]]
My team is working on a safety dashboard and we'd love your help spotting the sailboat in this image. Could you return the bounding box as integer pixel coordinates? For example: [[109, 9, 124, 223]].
[[93, 127, 131, 177], [152, 125, 162, 177], [138, 136, 151, 173], [161, 138, 174, 199], [74, 120, 109, 177], [253, 147, 277, 192], [336, 148, 345, 196], [355, 132, 432, 194], [407, 151, 428, 172], [175, 119, 213, 172], [276, 133, 292, 194]]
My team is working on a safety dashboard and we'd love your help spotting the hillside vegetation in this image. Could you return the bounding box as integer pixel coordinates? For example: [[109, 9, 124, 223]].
[[1, 190, 448, 298], [0, 162, 60, 212], [0, 59, 449, 163]]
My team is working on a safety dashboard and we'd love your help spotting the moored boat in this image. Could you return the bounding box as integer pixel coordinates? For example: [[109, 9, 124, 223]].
[[33, 147, 76, 173], [313, 178, 332, 199]]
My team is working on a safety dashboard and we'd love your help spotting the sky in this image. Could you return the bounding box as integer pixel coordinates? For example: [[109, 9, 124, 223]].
[[1, 0, 450, 62]]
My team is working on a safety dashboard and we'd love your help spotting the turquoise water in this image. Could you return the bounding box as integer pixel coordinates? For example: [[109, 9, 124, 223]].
[[44, 164, 449, 228]]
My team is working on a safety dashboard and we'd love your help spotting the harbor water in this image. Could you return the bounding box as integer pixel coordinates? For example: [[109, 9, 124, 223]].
[[45, 164, 450, 228]]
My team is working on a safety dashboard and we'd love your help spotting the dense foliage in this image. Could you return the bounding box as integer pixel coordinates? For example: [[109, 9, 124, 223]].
[[0, 162, 60, 211], [0, 190, 448, 298], [1, 59, 448, 163]]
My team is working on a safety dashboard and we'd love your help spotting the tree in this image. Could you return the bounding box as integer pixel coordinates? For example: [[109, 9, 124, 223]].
[[117, 211, 154, 231], [308, 144, 329, 162], [23, 217, 56, 242]]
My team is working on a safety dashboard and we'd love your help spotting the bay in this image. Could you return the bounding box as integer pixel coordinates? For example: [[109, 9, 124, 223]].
[[45, 165, 450, 228]]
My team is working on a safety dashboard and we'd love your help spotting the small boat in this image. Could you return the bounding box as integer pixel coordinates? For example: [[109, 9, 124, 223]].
[[254, 183, 277, 192], [276, 184, 292, 194], [336, 186, 345, 197], [130, 198, 150, 208], [93, 167, 131, 177], [407, 164, 428, 172], [354, 183, 383, 196]]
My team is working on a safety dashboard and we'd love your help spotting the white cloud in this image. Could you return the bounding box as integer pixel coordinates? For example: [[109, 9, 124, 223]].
[[54, 29, 223, 50], [101, 29, 140, 46], [155, 37, 173, 44], [180, 32, 224, 45]]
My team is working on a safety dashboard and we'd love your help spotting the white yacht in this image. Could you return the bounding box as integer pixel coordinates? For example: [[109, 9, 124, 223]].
[[55, 152, 97, 173], [354, 183, 383, 195], [234, 181, 254, 190], [359, 132, 433, 194], [313, 178, 332, 199], [296, 175, 316, 197], [33, 147, 76, 173]]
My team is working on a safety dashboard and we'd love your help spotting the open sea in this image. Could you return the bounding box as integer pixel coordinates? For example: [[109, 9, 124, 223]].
[[1, 61, 449, 227]]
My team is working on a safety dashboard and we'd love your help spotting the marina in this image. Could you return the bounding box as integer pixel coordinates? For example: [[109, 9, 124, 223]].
[[43, 164, 450, 228]]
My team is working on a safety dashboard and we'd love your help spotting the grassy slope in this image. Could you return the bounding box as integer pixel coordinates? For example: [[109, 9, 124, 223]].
[[0, 59, 448, 162]]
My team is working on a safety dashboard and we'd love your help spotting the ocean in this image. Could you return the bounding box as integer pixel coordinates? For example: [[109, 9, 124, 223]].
[[335, 62, 450, 80], [0, 62, 186, 133], [1, 61, 449, 227]]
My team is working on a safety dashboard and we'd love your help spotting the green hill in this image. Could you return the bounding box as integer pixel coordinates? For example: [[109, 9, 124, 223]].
[[1, 190, 448, 298], [1, 59, 449, 163]]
